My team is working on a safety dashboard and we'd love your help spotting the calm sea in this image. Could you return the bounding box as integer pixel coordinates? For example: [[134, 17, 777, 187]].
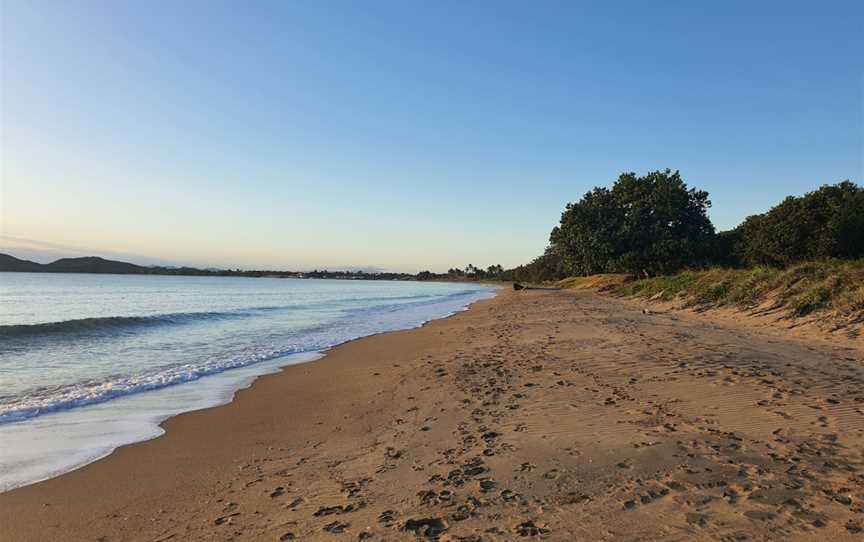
[[0, 272, 495, 491]]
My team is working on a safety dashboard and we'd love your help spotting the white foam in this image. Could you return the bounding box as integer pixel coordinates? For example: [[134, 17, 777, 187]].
[[0, 286, 497, 492], [0, 351, 322, 492]]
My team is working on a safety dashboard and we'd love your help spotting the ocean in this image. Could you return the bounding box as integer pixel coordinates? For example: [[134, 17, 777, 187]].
[[0, 272, 496, 491]]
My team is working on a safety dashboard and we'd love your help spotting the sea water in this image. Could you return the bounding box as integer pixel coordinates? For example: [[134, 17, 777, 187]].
[[0, 272, 496, 491]]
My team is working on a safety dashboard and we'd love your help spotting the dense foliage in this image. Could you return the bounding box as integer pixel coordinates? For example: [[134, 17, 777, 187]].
[[504, 173, 862, 283], [445, 264, 505, 280], [732, 181, 864, 267], [549, 170, 715, 277], [499, 250, 564, 284]]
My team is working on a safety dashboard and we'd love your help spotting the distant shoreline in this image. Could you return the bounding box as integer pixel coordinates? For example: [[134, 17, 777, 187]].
[[0, 252, 471, 282], [0, 271, 483, 290]]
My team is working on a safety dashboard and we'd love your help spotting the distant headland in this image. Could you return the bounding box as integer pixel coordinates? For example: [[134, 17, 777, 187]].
[[0, 253, 498, 282]]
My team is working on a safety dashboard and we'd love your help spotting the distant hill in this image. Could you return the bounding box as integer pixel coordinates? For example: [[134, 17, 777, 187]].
[[44, 256, 152, 274], [0, 252, 452, 281], [0, 253, 45, 272], [0, 254, 153, 274]]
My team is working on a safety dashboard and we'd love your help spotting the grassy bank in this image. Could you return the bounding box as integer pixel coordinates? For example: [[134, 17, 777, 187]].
[[555, 259, 864, 326]]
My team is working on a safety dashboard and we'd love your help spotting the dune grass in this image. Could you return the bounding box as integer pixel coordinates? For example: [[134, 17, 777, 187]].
[[554, 274, 630, 292], [609, 259, 864, 321]]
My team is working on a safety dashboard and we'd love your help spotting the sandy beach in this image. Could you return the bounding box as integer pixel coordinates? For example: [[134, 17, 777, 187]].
[[2, 288, 863, 541]]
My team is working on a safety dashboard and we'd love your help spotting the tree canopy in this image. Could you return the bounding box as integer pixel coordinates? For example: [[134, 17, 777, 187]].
[[549, 170, 715, 277], [503, 172, 861, 283], [734, 181, 864, 267]]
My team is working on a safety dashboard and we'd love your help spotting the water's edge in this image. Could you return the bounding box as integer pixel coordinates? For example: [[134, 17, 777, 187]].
[[0, 287, 498, 492]]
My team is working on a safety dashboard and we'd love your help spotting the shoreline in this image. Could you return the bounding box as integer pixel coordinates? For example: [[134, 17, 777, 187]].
[[0, 289, 507, 541], [0, 286, 497, 493], [3, 288, 862, 541], [0, 350, 325, 493]]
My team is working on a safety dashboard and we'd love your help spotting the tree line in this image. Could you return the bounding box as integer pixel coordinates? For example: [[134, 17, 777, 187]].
[[500, 170, 863, 283], [0, 253, 508, 283]]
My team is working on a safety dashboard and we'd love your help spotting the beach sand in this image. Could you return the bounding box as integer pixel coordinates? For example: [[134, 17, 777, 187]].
[[2, 288, 863, 541]]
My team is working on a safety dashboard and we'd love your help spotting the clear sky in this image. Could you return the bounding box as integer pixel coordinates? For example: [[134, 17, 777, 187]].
[[1, 1, 861, 272]]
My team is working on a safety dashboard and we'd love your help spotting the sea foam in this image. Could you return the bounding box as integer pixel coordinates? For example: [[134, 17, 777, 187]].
[[0, 278, 496, 491]]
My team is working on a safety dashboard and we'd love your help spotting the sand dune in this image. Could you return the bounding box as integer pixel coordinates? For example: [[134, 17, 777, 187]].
[[2, 288, 862, 541]]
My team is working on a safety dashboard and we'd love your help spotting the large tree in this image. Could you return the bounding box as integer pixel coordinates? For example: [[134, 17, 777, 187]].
[[550, 170, 715, 276], [550, 187, 623, 276], [735, 180, 864, 266]]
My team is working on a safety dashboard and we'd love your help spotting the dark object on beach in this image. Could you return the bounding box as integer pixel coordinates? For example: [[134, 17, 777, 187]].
[[515, 520, 550, 536], [323, 520, 350, 533], [513, 283, 525, 291], [403, 517, 448, 537]]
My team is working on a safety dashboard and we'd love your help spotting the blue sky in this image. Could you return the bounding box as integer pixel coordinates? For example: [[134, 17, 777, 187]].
[[1, 0, 861, 271]]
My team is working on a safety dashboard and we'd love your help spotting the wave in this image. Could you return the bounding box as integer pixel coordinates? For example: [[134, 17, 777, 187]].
[[341, 289, 483, 312], [0, 342, 312, 424], [0, 308, 275, 338], [0, 287, 495, 424], [0, 290, 482, 340]]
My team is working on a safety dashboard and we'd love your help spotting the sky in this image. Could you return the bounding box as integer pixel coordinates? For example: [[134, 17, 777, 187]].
[[1, 1, 862, 272]]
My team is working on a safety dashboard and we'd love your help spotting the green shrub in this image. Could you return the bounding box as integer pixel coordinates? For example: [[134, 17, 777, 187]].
[[734, 181, 864, 267], [614, 259, 864, 321]]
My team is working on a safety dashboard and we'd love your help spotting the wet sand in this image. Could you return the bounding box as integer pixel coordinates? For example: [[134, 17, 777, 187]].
[[2, 288, 863, 541]]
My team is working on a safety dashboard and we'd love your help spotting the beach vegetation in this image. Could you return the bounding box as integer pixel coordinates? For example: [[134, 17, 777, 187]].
[[611, 258, 864, 323], [548, 169, 715, 277], [506, 173, 863, 325], [504, 173, 862, 285], [732, 180, 864, 267]]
